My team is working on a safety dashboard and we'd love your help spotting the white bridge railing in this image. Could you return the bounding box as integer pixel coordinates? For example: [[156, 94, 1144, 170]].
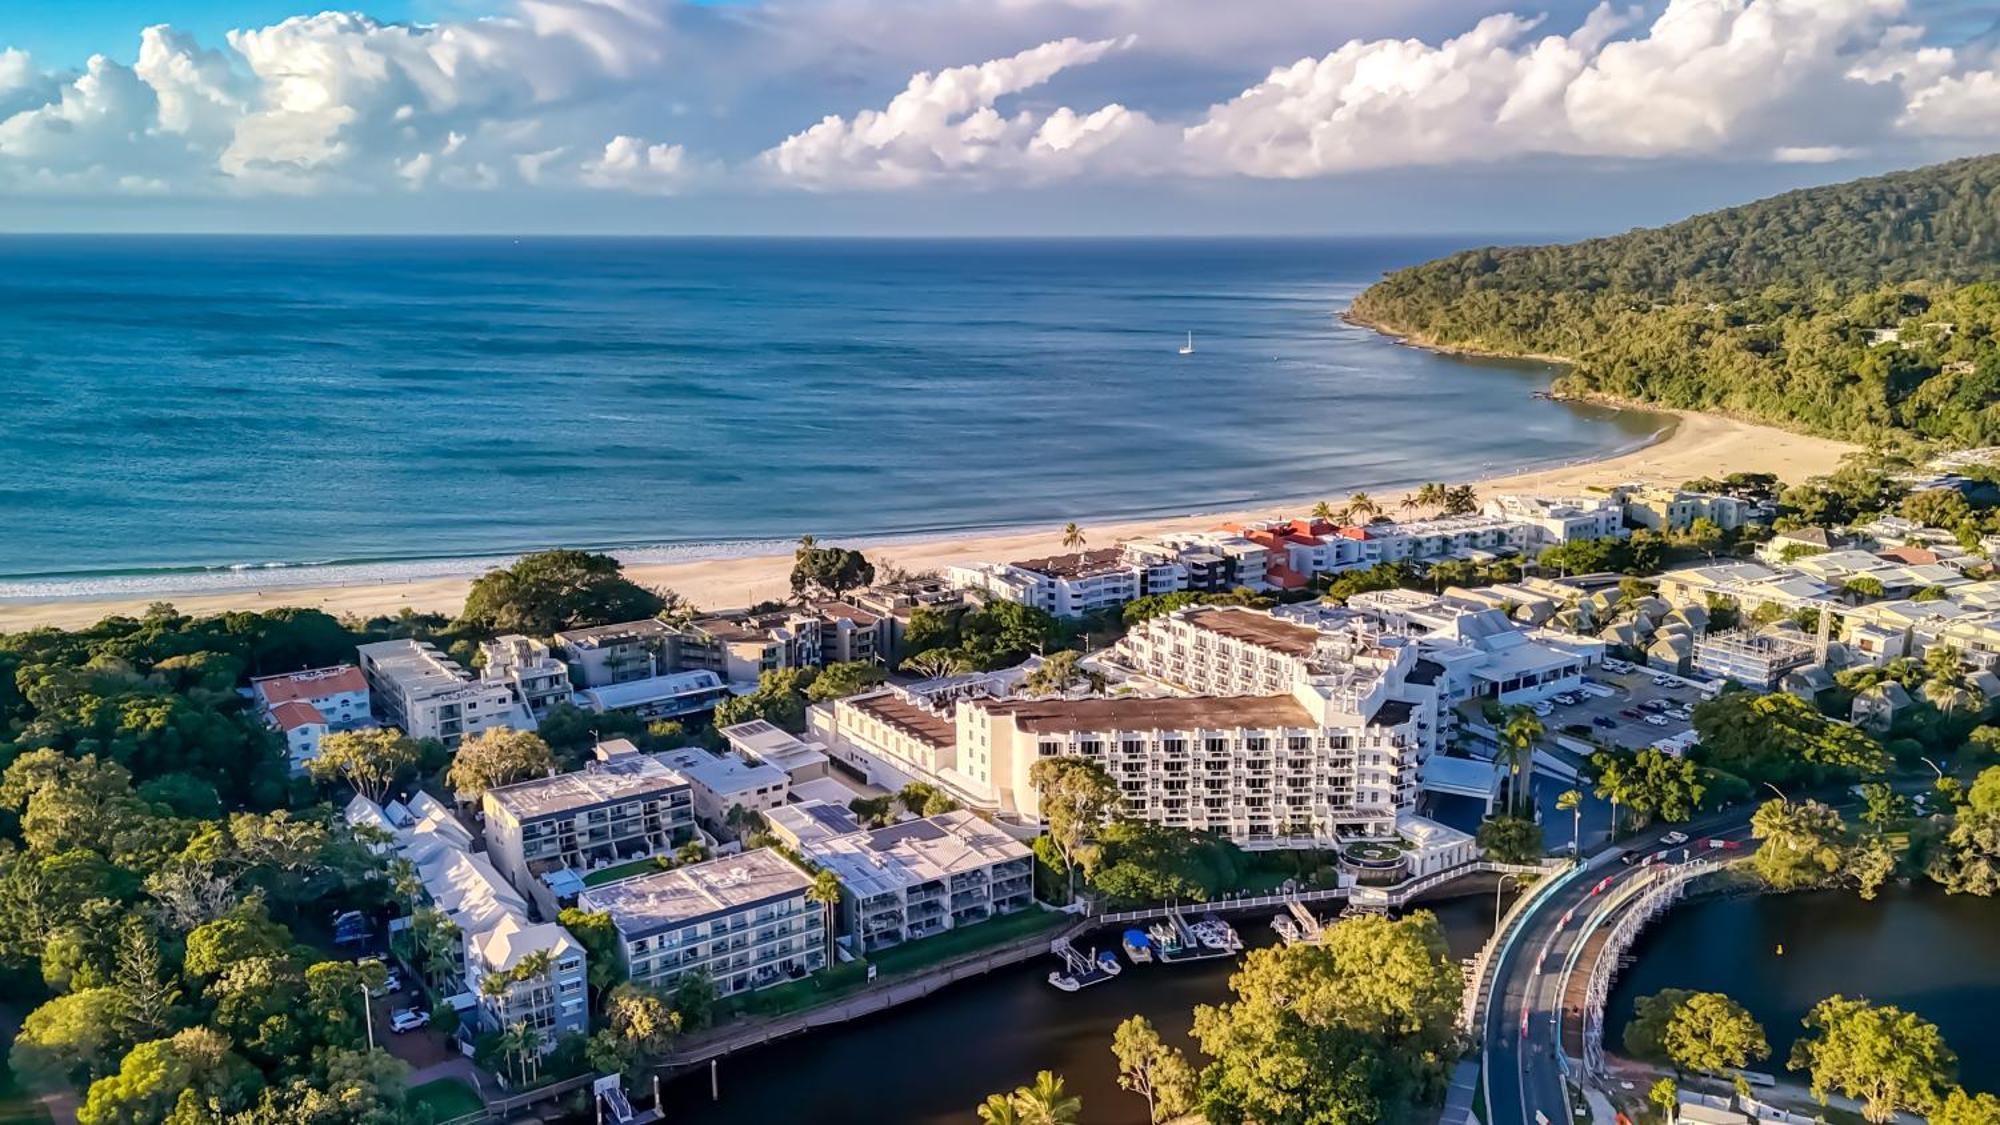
[[1091, 860, 1556, 928], [1579, 860, 1716, 1076]]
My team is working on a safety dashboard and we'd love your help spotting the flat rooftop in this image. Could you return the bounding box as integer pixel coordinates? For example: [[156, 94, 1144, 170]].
[[356, 640, 481, 699], [1184, 607, 1322, 658], [849, 691, 958, 748], [484, 754, 690, 821], [579, 848, 810, 937], [721, 719, 829, 774], [1008, 547, 1127, 580], [554, 619, 673, 648], [978, 693, 1315, 733], [659, 749, 789, 796], [804, 810, 1030, 899]]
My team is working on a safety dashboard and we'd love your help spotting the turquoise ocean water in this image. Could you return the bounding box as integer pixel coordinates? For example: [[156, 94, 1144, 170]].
[[0, 236, 1661, 600]]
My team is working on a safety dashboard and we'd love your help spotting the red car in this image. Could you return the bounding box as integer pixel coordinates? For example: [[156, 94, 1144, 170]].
[[1619, 708, 1643, 720]]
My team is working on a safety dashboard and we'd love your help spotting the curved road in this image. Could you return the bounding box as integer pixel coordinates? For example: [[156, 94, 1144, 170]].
[[1481, 815, 1759, 1125]]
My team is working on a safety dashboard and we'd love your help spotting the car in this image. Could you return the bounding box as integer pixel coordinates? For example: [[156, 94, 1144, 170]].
[[1639, 699, 1670, 713], [1593, 716, 1618, 729], [1620, 708, 1643, 720], [1644, 714, 1670, 726], [1653, 676, 1674, 687], [390, 1009, 431, 1034], [1661, 831, 1690, 846], [1531, 702, 1554, 718]]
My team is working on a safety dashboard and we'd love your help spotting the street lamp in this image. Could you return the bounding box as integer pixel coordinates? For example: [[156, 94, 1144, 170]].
[[1920, 756, 1946, 782], [357, 983, 376, 1052], [1494, 872, 1522, 932], [1762, 781, 1789, 805]]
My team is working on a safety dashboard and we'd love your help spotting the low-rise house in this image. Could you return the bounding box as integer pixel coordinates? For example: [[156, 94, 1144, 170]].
[[357, 639, 535, 746], [554, 619, 675, 688], [657, 748, 792, 826], [1851, 681, 1913, 733], [577, 848, 826, 996], [481, 741, 695, 906], [1758, 527, 1842, 563], [251, 664, 372, 772], [803, 811, 1035, 953]]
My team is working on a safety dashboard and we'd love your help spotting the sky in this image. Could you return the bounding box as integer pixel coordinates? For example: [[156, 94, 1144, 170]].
[[2, 0, 2000, 235]]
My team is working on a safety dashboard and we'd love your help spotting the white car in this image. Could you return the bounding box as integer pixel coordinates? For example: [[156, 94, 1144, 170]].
[[1661, 831, 1690, 846], [1652, 676, 1674, 687], [1644, 714, 1670, 726], [390, 1009, 431, 1034]]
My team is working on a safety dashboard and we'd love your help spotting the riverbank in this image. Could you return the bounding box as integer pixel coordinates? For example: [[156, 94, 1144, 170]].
[[0, 408, 1855, 632]]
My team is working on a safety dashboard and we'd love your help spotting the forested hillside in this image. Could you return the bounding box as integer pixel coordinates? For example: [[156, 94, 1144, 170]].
[[1350, 154, 2000, 444]]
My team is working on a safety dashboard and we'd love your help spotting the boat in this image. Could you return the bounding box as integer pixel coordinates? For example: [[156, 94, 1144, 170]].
[[1097, 950, 1124, 977], [1046, 939, 1120, 991], [1047, 970, 1081, 992], [1147, 922, 1184, 958], [1190, 917, 1241, 953], [1271, 913, 1303, 944], [1179, 331, 1195, 355], [1122, 929, 1154, 963]]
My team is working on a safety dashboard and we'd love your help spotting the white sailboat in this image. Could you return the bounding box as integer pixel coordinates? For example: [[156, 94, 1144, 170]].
[[1179, 331, 1195, 355]]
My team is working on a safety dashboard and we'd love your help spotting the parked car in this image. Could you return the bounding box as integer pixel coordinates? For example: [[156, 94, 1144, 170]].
[[1593, 716, 1618, 729], [1652, 675, 1675, 687], [1639, 699, 1670, 713], [1661, 831, 1690, 846], [390, 1009, 431, 1034], [1619, 708, 1643, 719], [1644, 715, 1670, 727]]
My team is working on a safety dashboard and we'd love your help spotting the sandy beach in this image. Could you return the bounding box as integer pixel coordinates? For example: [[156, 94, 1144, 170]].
[[0, 408, 1855, 633]]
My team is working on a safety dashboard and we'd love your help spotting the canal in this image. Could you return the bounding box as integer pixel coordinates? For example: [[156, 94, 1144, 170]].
[[657, 881, 1510, 1124], [1607, 883, 2000, 1094]]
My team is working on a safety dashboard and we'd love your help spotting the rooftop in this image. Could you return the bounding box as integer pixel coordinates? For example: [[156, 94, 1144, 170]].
[[1008, 548, 1128, 580], [484, 754, 690, 822], [978, 693, 1316, 733], [553, 619, 674, 648], [268, 700, 325, 731], [253, 664, 368, 705], [849, 691, 959, 748], [764, 799, 863, 846], [579, 848, 811, 937], [1183, 606, 1322, 658], [720, 719, 829, 775], [658, 749, 789, 796], [576, 670, 728, 711], [804, 810, 1031, 899]]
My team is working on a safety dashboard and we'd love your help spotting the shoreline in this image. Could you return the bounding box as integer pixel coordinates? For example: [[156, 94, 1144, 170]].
[[0, 407, 1856, 633]]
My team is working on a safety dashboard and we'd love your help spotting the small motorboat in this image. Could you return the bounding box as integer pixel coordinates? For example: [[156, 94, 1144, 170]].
[[1097, 950, 1124, 977], [1122, 929, 1154, 963], [1047, 971, 1081, 992], [1272, 914, 1302, 944]]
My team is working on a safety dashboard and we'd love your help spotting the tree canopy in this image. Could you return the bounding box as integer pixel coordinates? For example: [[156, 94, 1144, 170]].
[[459, 549, 665, 634]]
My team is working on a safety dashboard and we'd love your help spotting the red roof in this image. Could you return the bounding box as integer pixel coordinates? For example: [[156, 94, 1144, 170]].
[[269, 701, 326, 731], [1877, 546, 1940, 565], [254, 665, 367, 707]]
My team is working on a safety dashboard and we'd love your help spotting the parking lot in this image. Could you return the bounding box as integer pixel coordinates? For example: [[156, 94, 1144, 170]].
[[1536, 660, 1714, 752]]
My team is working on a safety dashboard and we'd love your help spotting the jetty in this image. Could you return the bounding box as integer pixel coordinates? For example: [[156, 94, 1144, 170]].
[[1046, 935, 1122, 991]]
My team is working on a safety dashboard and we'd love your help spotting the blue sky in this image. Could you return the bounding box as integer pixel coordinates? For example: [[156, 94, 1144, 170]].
[[1, 0, 1998, 235]]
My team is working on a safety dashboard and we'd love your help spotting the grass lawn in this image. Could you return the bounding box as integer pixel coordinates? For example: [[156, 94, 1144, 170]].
[[725, 961, 871, 1019], [867, 909, 1067, 978], [407, 1077, 483, 1121], [583, 856, 667, 887]]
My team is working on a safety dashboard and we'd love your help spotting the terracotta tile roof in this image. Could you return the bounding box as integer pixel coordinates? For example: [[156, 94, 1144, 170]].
[[1185, 607, 1321, 658], [254, 665, 367, 706], [269, 701, 326, 730], [977, 694, 1314, 733], [850, 692, 958, 748]]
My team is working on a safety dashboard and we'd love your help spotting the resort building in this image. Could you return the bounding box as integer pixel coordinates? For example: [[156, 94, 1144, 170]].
[[343, 791, 589, 1046], [477, 635, 573, 718], [657, 747, 792, 825], [947, 547, 1187, 618], [1691, 630, 1816, 690], [251, 664, 372, 772], [1482, 494, 1628, 546], [572, 668, 732, 722], [719, 719, 832, 784], [577, 848, 826, 996], [1615, 485, 1754, 532], [357, 639, 535, 746], [554, 619, 676, 688], [674, 611, 825, 685], [802, 811, 1035, 954], [480, 741, 696, 906]]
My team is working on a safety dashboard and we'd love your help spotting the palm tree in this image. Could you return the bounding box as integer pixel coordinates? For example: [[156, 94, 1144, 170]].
[[1310, 500, 1336, 522], [1061, 522, 1086, 551], [1499, 706, 1544, 815], [1400, 492, 1421, 514], [1556, 788, 1583, 858], [977, 1094, 1027, 1125], [1012, 1071, 1083, 1125], [1414, 481, 1447, 510], [1443, 483, 1479, 516], [797, 534, 818, 551], [1346, 492, 1381, 522], [807, 868, 842, 970]]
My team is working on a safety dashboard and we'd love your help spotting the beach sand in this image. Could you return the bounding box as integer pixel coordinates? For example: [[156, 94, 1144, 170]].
[[0, 408, 1856, 633]]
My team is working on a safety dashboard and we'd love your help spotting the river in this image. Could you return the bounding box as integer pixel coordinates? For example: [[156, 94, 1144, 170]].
[[654, 882, 1510, 1124], [1607, 883, 2000, 1093]]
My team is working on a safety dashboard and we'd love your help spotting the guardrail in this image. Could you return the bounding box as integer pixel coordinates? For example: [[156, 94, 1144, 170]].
[[1094, 860, 1552, 928], [1579, 860, 1716, 1077]]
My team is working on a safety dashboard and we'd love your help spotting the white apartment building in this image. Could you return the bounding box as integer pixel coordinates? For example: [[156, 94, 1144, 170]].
[[481, 742, 696, 905], [578, 849, 826, 996], [251, 664, 371, 772], [813, 607, 1444, 845], [478, 635, 573, 717], [357, 639, 535, 746], [573, 668, 732, 722], [1615, 485, 1753, 533], [1336, 592, 1598, 704], [803, 811, 1034, 954], [1483, 494, 1628, 546], [657, 747, 792, 825], [1121, 533, 1272, 592], [344, 792, 589, 1045], [947, 548, 1164, 618], [1331, 514, 1540, 566], [1691, 630, 1815, 690], [554, 619, 675, 688]]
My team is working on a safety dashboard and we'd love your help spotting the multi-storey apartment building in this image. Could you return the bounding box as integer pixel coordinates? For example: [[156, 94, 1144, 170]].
[[1691, 629, 1816, 690], [947, 548, 1163, 618], [578, 849, 826, 996], [481, 741, 695, 903], [357, 639, 535, 745], [478, 635, 573, 717], [674, 611, 824, 684], [656, 747, 793, 825], [1616, 485, 1753, 533], [1482, 493, 1628, 545], [812, 607, 1445, 845], [803, 811, 1034, 953], [251, 664, 372, 771], [466, 914, 590, 1044], [572, 668, 732, 722], [811, 601, 888, 664], [1120, 533, 1272, 593], [554, 619, 675, 688]]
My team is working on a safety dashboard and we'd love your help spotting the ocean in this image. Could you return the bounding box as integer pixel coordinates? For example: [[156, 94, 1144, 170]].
[[0, 236, 1662, 601]]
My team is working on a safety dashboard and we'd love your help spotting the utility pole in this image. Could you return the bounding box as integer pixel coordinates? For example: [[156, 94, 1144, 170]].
[[358, 983, 376, 1052]]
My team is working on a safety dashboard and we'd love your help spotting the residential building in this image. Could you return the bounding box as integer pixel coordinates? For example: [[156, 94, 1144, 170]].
[[848, 578, 966, 655], [1758, 527, 1842, 564], [481, 741, 696, 905], [251, 664, 372, 772], [357, 640, 535, 746], [720, 720, 831, 783], [573, 669, 732, 721], [1616, 485, 1752, 532], [812, 601, 889, 665], [763, 799, 863, 850], [577, 849, 826, 996], [554, 619, 675, 688], [1483, 494, 1627, 545], [803, 811, 1034, 953], [466, 915, 590, 1045], [1121, 533, 1272, 592], [947, 548, 1170, 617], [657, 748, 792, 825], [478, 635, 573, 717], [675, 611, 824, 685], [1691, 630, 1815, 690]]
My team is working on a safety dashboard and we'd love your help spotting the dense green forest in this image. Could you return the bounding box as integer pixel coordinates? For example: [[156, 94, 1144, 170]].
[[1350, 153, 2000, 445]]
